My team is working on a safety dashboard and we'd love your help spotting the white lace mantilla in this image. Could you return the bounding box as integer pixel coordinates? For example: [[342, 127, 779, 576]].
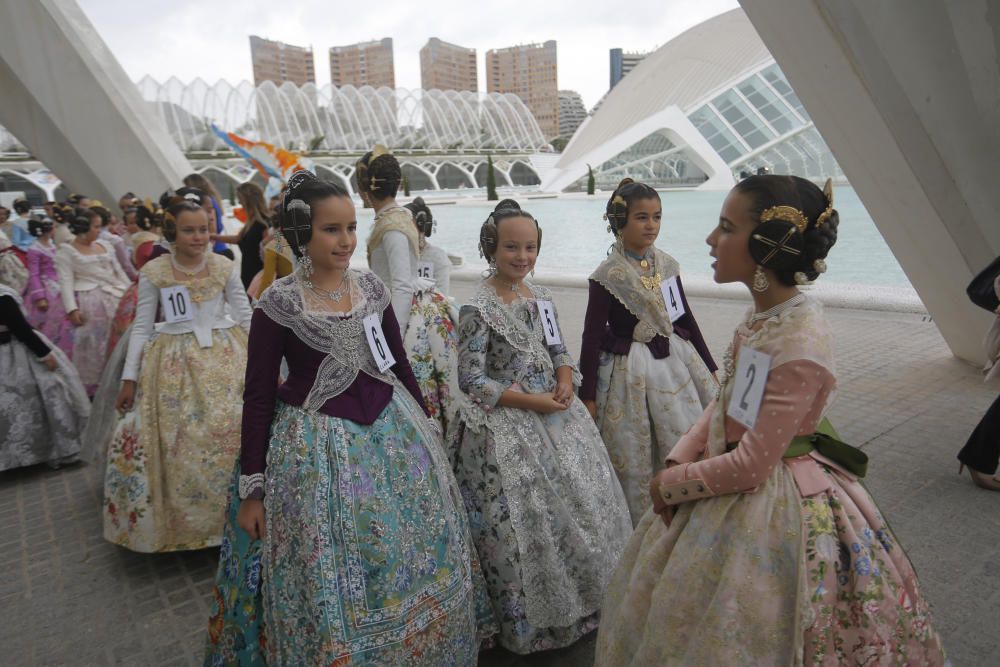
[[257, 269, 394, 412]]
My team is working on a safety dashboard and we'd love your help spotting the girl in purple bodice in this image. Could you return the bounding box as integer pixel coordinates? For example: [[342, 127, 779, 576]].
[[24, 218, 74, 358]]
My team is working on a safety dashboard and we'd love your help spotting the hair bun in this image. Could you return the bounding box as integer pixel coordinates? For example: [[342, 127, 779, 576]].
[[494, 198, 521, 213], [615, 177, 635, 191]]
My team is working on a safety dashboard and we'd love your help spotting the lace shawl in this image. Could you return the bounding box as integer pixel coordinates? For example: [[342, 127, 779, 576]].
[[468, 280, 557, 380], [366, 205, 421, 264], [257, 269, 394, 411], [590, 247, 680, 341], [141, 253, 233, 303]]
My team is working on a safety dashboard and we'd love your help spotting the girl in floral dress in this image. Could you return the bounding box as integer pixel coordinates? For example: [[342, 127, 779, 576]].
[[204, 171, 492, 665], [451, 199, 632, 655], [106, 203, 161, 354], [102, 201, 252, 552], [24, 218, 75, 358], [580, 178, 717, 524], [56, 208, 130, 395], [360, 146, 461, 434], [596, 175, 947, 666]]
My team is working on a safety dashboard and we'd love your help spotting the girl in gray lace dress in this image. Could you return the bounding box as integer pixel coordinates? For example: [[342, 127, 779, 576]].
[[450, 199, 632, 654]]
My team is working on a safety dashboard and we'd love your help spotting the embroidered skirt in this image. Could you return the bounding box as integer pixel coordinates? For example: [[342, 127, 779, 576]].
[[596, 463, 948, 665], [25, 276, 75, 359], [103, 327, 247, 552], [403, 289, 462, 440], [73, 288, 120, 394], [106, 281, 138, 356], [595, 337, 715, 524], [452, 397, 633, 654], [0, 331, 89, 472], [207, 396, 491, 665]]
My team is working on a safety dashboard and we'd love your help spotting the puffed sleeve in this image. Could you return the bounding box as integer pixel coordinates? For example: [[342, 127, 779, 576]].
[[578, 280, 612, 400], [55, 246, 78, 312], [239, 308, 286, 499], [224, 264, 254, 329], [258, 246, 279, 294], [382, 230, 415, 333], [457, 304, 509, 408], [656, 360, 835, 504], [121, 276, 158, 382]]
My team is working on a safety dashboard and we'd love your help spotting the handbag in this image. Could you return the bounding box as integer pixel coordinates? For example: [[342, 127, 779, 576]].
[[966, 256, 1000, 312]]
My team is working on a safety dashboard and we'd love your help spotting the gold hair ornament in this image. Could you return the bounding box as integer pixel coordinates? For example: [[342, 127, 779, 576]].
[[760, 205, 809, 233], [815, 178, 835, 228]]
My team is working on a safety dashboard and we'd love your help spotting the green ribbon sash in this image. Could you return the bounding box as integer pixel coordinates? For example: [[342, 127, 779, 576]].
[[726, 417, 868, 478]]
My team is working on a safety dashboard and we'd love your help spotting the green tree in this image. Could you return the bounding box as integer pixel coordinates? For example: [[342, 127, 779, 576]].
[[587, 164, 595, 195], [486, 156, 498, 201], [403, 173, 410, 197]]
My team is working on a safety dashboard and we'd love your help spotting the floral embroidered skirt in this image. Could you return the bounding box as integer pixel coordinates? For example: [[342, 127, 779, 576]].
[[0, 331, 89, 472], [452, 398, 633, 654], [24, 277, 75, 359], [103, 327, 247, 552], [73, 288, 120, 394], [595, 338, 715, 524], [596, 463, 948, 665], [404, 289, 461, 441], [106, 281, 138, 356], [205, 397, 492, 666]]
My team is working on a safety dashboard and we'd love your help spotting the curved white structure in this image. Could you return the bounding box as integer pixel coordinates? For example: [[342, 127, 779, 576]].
[[544, 9, 842, 192], [135, 77, 548, 154]]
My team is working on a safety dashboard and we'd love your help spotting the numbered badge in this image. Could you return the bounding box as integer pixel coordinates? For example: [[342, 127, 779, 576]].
[[416, 261, 435, 281], [726, 346, 772, 429], [661, 275, 686, 323], [363, 313, 396, 373], [535, 300, 563, 346], [160, 285, 194, 323]]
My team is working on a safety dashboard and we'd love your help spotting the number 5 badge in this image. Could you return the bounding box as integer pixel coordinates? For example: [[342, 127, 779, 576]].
[[535, 300, 562, 346]]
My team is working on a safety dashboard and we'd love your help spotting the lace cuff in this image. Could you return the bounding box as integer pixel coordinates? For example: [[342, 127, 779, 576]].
[[239, 473, 265, 500]]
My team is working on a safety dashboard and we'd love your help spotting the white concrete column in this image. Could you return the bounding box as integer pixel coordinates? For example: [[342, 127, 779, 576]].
[[0, 0, 191, 207], [739, 0, 1000, 364]]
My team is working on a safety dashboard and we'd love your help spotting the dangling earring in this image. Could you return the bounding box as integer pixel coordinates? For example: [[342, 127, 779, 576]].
[[299, 246, 313, 277], [752, 265, 770, 292], [487, 258, 497, 276]]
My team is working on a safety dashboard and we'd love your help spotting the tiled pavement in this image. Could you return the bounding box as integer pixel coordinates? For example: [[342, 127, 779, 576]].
[[2, 283, 997, 666]]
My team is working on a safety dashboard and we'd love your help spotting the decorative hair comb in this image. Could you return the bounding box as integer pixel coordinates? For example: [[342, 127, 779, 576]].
[[760, 205, 809, 233]]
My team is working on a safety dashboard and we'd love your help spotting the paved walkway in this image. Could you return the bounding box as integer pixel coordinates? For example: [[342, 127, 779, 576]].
[[2, 284, 997, 666]]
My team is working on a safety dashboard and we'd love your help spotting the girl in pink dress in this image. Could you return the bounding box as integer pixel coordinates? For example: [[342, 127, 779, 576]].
[[25, 218, 74, 357], [596, 175, 947, 666]]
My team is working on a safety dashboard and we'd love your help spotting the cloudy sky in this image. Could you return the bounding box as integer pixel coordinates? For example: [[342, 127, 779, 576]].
[[78, 0, 739, 110]]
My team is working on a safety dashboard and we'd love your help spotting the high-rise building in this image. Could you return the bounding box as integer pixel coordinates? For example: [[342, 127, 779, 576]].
[[329, 38, 395, 89], [420, 38, 477, 92], [486, 40, 559, 140], [558, 90, 587, 140], [609, 48, 649, 89], [250, 35, 316, 86]]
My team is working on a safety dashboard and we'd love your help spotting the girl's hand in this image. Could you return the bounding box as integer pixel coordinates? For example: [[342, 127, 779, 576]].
[[115, 380, 136, 414], [68, 310, 85, 326], [582, 399, 597, 420], [35, 298, 49, 311], [552, 380, 573, 406], [532, 392, 569, 414], [237, 499, 266, 540], [43, 354, 58, 372]]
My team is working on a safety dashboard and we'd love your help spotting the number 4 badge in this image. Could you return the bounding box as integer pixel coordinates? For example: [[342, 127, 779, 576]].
[[661, 275, 686, 323], [726, 346, 772, 429]]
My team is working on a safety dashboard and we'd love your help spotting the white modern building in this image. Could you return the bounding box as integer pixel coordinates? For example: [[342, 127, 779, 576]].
[[543, 9, 843, 192]]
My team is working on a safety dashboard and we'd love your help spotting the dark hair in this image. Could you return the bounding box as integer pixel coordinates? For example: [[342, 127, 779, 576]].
[[237, 182, 269, 230], [478, 198, 542, 263], [13, 199, 31, 215], [605, 178, 660, 233], [183, 173, 221, 203], [89, 205, 112, 227], [69, 208, 98, 235], [356, 150, 402, 200], [733, 175, 839, 286], [28, 218, 53, 237], [279, 171, 350, 257], [163, 201, 205, 242], [132, 205, 155, 231], [404, 197, 434, 237], [175, 186, 206, 207]]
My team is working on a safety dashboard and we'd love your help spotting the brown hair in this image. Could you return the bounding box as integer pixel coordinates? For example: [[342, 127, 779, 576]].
[[236, 182, 269, 238], [183, 172, 221, 203]]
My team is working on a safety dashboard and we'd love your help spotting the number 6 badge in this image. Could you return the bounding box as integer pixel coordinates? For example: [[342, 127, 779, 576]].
[[726, 346, 772, 429], [363, 313, 396, 373]]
